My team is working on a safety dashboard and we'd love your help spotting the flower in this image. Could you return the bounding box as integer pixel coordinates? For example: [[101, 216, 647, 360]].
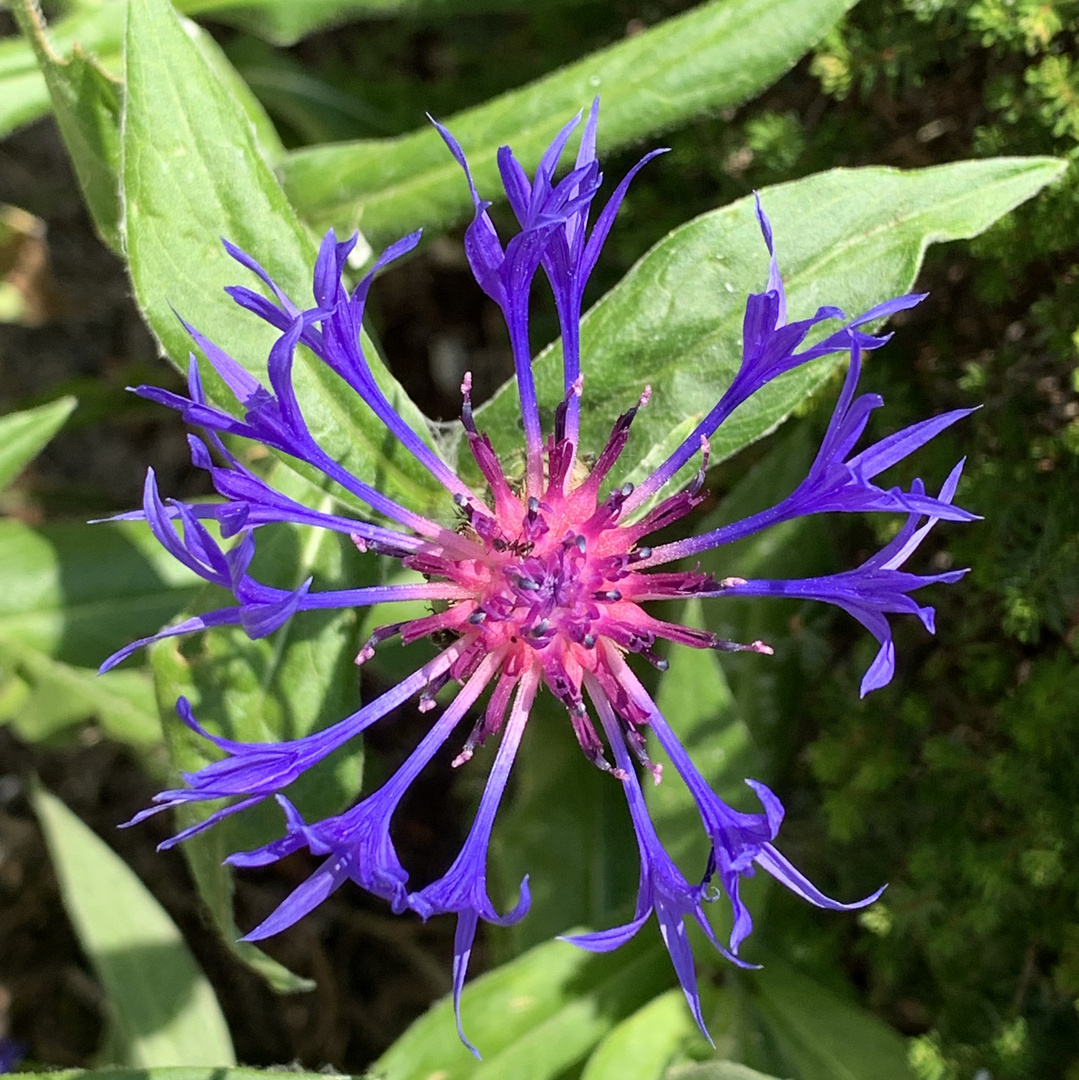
[[107, 102, 973, 1052], [0, 1036, 25, 1075]]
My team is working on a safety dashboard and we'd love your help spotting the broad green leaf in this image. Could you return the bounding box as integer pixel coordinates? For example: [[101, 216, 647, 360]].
[[0, 2, 124, 142], [0, 395, 76, 491], [121, 0, 444, 518], [376, 933, 669, 1080], [744, 957, 916, 1080], [182, 0, 591, 45], [474, 157, 1066, 499], [581, 989, 696, 1080], [146, 506, 367, 993], [32, 786, 235, 1067], [16, 1071, 361, 1080], [279, 0, 858, 243], [0, 515, 198, 755], [0, 638, 159, 747], [182, 17, 286, 165], [487, 692, 639, 954], [0, 518, 202, 667], [8, 0, 282, 249], [666, 1064, 783, 1080]]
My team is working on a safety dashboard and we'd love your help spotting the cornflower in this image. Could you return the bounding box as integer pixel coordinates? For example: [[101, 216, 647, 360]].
[[105, 102, 974, 1052]]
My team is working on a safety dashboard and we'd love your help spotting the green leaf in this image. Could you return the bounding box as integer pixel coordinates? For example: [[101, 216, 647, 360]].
[[487, 693, 639, 953], [279, 0, 859, 243], [182, 0, 592, 45], [180, 18, 287, 165], [744, 957, 916, 1080], [0, 395, 76, 492], [15, 1071, 362, 1080], [0, 2, 124, 143], [0, 639, 159, 747], [376, 933, 670, 1080], [8, 0, 283, 249], [666, 1064, 784, 1080], [121, 0, 444, 517], [146, 509, 366, 993], [31, 786, 235, 1067], [181, 0, 408, 44], [581, 989, 696, 1080], [0, 518, 203, 667], [474, 157, 1066, 497], [0, 515, 200, 753]]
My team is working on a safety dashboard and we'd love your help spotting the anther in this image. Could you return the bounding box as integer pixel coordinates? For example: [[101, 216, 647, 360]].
[[575, 534, 587, 554], [467, 609, 487, 625]]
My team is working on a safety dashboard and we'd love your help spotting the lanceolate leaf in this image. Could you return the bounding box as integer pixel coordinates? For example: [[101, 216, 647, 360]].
[[1, 1, 124, 141], [7, 1, 281, 249], [0, 396, 77, 492], [0, 640, 159, 748], [743, 957, 917, 1080], [14, 1072, 357, 1080], [0, 515, 198, 750], [32, 787, 235, 1068], [121, 0, 444, 517], [375, 933, 669, 1080], [146, 498, 368, 993], [0, 518, 202, 667], [665, 1065, 784, 1080], [580, 989, 697, 1080], [474, 157, 1066, 496], [279, 0, 859, 242]]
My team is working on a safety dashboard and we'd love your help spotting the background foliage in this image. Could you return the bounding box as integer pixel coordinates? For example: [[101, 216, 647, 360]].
[[0, 2, 1077, 1080]]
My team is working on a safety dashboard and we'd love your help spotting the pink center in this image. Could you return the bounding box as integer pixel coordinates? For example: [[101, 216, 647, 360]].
[[359, 386, 754, 774]]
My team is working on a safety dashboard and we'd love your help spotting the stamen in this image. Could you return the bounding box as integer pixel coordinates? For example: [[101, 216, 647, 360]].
[[355, 621, 405, 665]]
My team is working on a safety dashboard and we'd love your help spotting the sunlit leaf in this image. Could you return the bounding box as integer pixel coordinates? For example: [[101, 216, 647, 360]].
[[665, 1063, 784, 1080], [7, 1, 279, 248], [0, 640, 159, 748], [121, 0, 444, 517], [376, 933, 669, 1080], [32, 787, 235, 1067], [0, 518, 202, 667], [744, 956, 916, 1080], [279, 0, 859, 243], [145, 508, 366, 993], [0, 396, 76, 492], [474, 158, 1065, 498], [581, 989, 697, 1080]]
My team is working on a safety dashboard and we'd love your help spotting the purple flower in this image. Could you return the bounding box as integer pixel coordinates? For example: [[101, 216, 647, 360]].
[[110, 102, 972, 1052], [0, 1035, 25, 1074]]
